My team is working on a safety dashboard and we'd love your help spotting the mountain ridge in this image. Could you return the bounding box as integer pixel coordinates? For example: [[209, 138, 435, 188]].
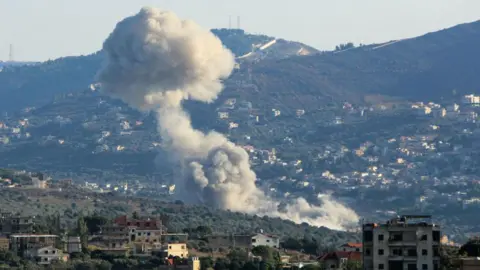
[[1, 21, 480, 114], [248, 19, 480, 106], [0, 29, 316, 112]]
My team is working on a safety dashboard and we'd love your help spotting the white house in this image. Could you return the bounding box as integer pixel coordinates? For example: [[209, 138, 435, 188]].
[[251, 233, 280, 249], [34, 246, 68, 265]]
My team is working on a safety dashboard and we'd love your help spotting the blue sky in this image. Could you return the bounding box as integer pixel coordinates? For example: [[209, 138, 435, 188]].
[[1, 0, 479, 61]]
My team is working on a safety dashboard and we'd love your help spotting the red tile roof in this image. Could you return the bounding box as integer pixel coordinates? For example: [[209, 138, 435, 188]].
[[341, 242, 363, 248], [318, 251, 362, 262]]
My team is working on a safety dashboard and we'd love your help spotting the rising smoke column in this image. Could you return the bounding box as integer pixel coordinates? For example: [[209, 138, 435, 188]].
[[96, 7, 359, 230]]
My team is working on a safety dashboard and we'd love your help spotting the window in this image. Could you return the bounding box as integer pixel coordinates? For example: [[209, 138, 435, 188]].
[[432, 231, 440, 242], [378, 249, 384, 255], [363, 231, 373, 242], [365, 248, 371, 256], [182, 245, 185, 249], [252, 239, 256, 243], [407, 249, 417, 256], [422, 249, 428, 256], [356, 248, 360, 252], [169, 245, 172, 249], [422, 264, 428, 270], [392, 248, 402, 256], [138, 233, 141, 236], [390, 233, 403, 242], [147, 232, 151, 236], [379, 264, 384, 270], [146, 222, 150, 227], [420, 234, 428, 241], [266, 240, 270, 243], [378, 234, 384, 241]]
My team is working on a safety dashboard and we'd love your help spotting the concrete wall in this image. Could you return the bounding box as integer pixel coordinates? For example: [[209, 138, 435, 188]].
[[251, 234, 279, 248], [168, 243, 188, 258]]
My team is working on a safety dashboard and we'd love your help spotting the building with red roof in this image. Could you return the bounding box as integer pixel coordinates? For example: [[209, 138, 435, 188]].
[[318, 251, 362, 269]]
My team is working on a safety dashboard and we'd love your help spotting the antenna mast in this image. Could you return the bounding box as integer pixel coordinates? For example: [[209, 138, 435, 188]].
[[9, 44, 14, 62]]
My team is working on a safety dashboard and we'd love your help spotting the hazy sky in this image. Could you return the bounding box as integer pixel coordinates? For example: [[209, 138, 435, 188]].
[[1, 0, 479, 61]]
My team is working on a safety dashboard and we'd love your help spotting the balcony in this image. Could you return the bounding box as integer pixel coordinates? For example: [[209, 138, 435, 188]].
[[388, 255, 417, 261], [388, 241, 417, 246]]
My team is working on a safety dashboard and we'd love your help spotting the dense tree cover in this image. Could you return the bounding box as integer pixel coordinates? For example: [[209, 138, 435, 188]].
[[460, 238, 480, 257], [334, 42, 355, 51]]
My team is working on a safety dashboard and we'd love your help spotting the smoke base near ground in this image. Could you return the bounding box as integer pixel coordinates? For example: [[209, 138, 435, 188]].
[[96, 6, 359, 230]]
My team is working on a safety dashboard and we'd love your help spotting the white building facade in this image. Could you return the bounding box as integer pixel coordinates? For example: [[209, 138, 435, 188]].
[[251, 233, 280, 249]]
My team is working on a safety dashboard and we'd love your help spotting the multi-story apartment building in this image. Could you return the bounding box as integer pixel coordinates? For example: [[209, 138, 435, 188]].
[[0, 213, 35, 235], [99, 215, 165, 255], [362, 215, 441, 270], [10, 234, 58, 257]]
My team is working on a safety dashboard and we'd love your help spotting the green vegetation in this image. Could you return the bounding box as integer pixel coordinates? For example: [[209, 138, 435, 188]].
[[0, 169, 32, 185], [211, 29, 271, 56]]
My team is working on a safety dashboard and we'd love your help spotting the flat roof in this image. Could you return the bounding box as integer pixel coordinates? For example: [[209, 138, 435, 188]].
[[10, 234, 58, 238]]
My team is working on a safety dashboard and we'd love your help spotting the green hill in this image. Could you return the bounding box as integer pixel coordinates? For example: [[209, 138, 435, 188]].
[[0, 29, 314, 113], [1, 21, 480, 113], [251, 20, 480, 105]]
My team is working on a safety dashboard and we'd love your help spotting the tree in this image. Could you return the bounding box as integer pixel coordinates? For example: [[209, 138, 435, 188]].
[[344, 261, 362, 270], [214, 258, 229, 270], [281, 237, 302, 250], [199, 257, 214, 270], [84, 215, 108, 235], [76, 214, 88, 252], [132, 211, 140, 219], [227, 248, 248, 261], [251, 246, 280, 269], [439, 245, 462, 270], [196, 225, 213, 238]]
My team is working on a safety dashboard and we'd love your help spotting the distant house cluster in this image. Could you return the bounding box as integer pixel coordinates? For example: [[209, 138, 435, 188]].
[[0, 212, 72, 265]]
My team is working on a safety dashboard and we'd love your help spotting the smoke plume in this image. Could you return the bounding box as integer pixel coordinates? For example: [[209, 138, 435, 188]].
[[97, 7, 359, 230]]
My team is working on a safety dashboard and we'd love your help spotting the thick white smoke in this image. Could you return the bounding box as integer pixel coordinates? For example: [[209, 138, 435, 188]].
[[96, 7, 359, 230]]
